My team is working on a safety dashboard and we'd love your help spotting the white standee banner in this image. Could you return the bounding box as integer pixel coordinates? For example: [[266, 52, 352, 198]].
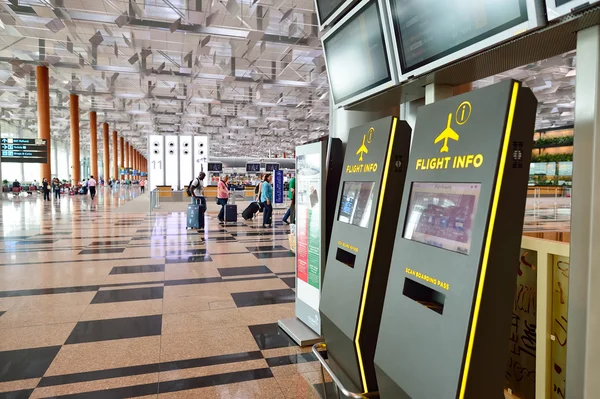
[[179, 136, 193, 190], [164, 135, 179, 189], [193, 136, 208, 177], [148, 135, 165, 191]]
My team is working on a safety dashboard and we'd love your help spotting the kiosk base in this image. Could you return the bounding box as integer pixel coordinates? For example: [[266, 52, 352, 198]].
[[278, 318, 322, 347]]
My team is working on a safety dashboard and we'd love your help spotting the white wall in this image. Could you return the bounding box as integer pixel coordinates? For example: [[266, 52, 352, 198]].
[[148, 135, 165, 190]]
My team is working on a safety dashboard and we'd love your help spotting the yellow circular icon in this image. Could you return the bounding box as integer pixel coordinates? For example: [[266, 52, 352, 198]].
[[366, 127, 374, 143], [455, 101, 472, 125]]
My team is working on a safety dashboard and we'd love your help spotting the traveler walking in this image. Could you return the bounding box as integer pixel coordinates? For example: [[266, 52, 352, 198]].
[[217, 175, 230, 222], [261, 174, 273, 228], [88, 176, 97, 200], [42, 178, 50, 201]]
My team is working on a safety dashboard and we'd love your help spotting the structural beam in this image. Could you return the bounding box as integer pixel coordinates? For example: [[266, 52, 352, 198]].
[[36, 66, 51, 180], [103, 122, 109, 182], [69, 93, 80, 184], [112, 130, 118, 180], [90, 111, 98, 179]]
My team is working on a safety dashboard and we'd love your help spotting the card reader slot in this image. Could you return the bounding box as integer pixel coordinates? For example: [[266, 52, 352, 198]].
[[336, 247, 356, 268], [402, 278, 445, 315]]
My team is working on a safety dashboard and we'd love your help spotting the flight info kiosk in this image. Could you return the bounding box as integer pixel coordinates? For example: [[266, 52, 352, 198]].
[[321, 116, 412, 393], [374, 80, 537, 399]]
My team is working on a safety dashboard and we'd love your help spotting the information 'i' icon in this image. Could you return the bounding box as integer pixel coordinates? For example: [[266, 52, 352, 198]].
[[455, 101, 472, 125]]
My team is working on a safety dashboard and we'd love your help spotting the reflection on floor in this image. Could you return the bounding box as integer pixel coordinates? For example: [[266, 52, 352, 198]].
[[0, 187, 330, 398]]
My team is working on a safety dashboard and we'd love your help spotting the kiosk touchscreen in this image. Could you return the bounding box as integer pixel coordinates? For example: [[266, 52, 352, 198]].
[[320, 116, 412, 393], [374, 80, 537, 399]]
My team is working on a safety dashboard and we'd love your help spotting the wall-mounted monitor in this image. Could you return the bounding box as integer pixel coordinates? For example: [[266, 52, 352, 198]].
[[322, 0, 399, 108], [265, 163, 280, 172], [545, 0, 599, 20], [385, 0, 546, 82], [207, 162, 223, 172], [246, 163, 261, 172], [315, 0, 358, 30]]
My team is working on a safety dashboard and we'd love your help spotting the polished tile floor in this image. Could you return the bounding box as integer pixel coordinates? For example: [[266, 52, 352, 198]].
[[0, 188, 330, 399]]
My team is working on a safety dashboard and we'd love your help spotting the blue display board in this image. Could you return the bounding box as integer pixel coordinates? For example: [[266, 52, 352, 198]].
[[274, 170, 284, 204]]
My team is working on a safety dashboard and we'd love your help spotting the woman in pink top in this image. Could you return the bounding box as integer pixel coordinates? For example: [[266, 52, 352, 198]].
[[217, 176, 230, 222]]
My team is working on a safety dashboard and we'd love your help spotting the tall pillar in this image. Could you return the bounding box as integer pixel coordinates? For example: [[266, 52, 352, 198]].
[[129, 145, 133, 180], [566, 24, 600, 399], [112, 130, 118, 180], [134, 150, 138, 180], [36, 66, 52, 180], [69, 93, 81, 184], [125, 141, 130, 180], [90, 112, 98, 179], [119, 136, 124, 180], [103, 123, 109, 182]]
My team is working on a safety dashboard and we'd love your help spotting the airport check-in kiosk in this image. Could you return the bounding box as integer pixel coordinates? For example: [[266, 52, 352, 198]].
[[321, 116, 412, 393], [374, 80, 537, 399]]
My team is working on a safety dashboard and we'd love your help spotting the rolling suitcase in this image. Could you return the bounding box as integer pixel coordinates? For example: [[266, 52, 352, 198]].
[[224, 204, 237, 222], [187, 197, 206, 230], [242, 202, 260, 220]]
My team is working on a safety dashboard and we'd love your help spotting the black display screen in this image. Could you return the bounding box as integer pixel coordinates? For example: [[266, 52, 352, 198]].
[[338, 181, 375, 228], [390, 0, 528, 73], [207, 162, 222, 172], [246, 163, 261, 172], [316, 0, 347, 24], [324, 0, 392, 104], [555, 0, 574, 5], [265, 163, 280, 171]]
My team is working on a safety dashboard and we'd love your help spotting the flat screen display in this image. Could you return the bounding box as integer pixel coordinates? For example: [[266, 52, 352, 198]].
[[207, 162, 222, 172], [324, 0, 392, 105], [316, 0, 348, 25], [390, 0, 528, 73], [246, 163, 261, 172], [338, 181, 375, 228], [403, 182, 481, 255], [265, 163, 280, 172]]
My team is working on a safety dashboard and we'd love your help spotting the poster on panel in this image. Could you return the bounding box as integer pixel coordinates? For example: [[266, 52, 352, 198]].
[[179, 136, 193, 191], [295, 141, 326, 335], [148, 135, 165, 191], [164, 135, 179, 189]]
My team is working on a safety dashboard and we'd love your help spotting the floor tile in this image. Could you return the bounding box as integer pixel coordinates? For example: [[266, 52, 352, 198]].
[[0, 323, 76, 351], [91, 287, 164, 304], [81, 299, 163, 321], [281, 277, 295, 289], [45, 336, 162, 376], [231, 289, 295, 308], [65, 315, 163, 344], [158, 368, 274, 394], [245, 245, 287, 252], [248, 323, 297, 350], [109, 264, 165, 274], [79, 248, 126, 255], [161, 309, 245, 334], [237, 303, 295, 326], [252, 251, 295, 259], [0, 346, 61, 382], [217, 265, 272, 277], [90, 240, 131, 246]]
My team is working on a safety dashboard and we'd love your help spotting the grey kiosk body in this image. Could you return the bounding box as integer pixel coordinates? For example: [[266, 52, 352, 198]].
[[321, 116, 412, 393], [374, 80, 537, 399]]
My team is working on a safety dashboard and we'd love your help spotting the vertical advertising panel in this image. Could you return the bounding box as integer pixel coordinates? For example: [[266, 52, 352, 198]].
[[551, 254, 569, 399], [505, 249, 537, 399], [148, 135, 164, 191], [179, 135, 193, 190], [164, 135, 179, 189], [193, 136, 208, 178], [295, 141, 326, 334], [274, 169, 284, 204]]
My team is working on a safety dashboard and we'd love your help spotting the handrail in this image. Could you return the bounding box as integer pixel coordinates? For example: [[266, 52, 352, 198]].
[[312, 342, 379, 399]]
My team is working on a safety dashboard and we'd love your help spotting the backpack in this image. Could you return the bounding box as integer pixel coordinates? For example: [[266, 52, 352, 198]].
[[186, 178, 197, 197]]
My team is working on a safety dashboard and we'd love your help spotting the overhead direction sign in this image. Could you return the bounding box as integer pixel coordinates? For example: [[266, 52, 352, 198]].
[[1, 137, 48, 164]]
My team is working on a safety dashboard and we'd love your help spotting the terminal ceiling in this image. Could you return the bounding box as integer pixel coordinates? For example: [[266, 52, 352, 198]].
[[0, 0, 328, 157]]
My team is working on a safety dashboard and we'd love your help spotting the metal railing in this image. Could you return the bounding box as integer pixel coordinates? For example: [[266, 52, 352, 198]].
[[312, 342, 379, 399], [149, 188, 160, 215]]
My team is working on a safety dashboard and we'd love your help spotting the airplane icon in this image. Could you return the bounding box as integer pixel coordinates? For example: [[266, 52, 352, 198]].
[[434, 113, 460, 153], [356, 134, 369, 161]]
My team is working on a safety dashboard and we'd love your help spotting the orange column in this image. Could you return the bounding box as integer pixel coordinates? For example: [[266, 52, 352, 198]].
[[119, 136, 124, 179], [129, 145, 134, 179], [112, 130, 118, 180], [90, 112, 98, 179], [36, 66, 51, 180], [125, 141, 129, 180], [70, 94, 81, 184], [134, 150, 139, 180], [103, 123, 109, 182]]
